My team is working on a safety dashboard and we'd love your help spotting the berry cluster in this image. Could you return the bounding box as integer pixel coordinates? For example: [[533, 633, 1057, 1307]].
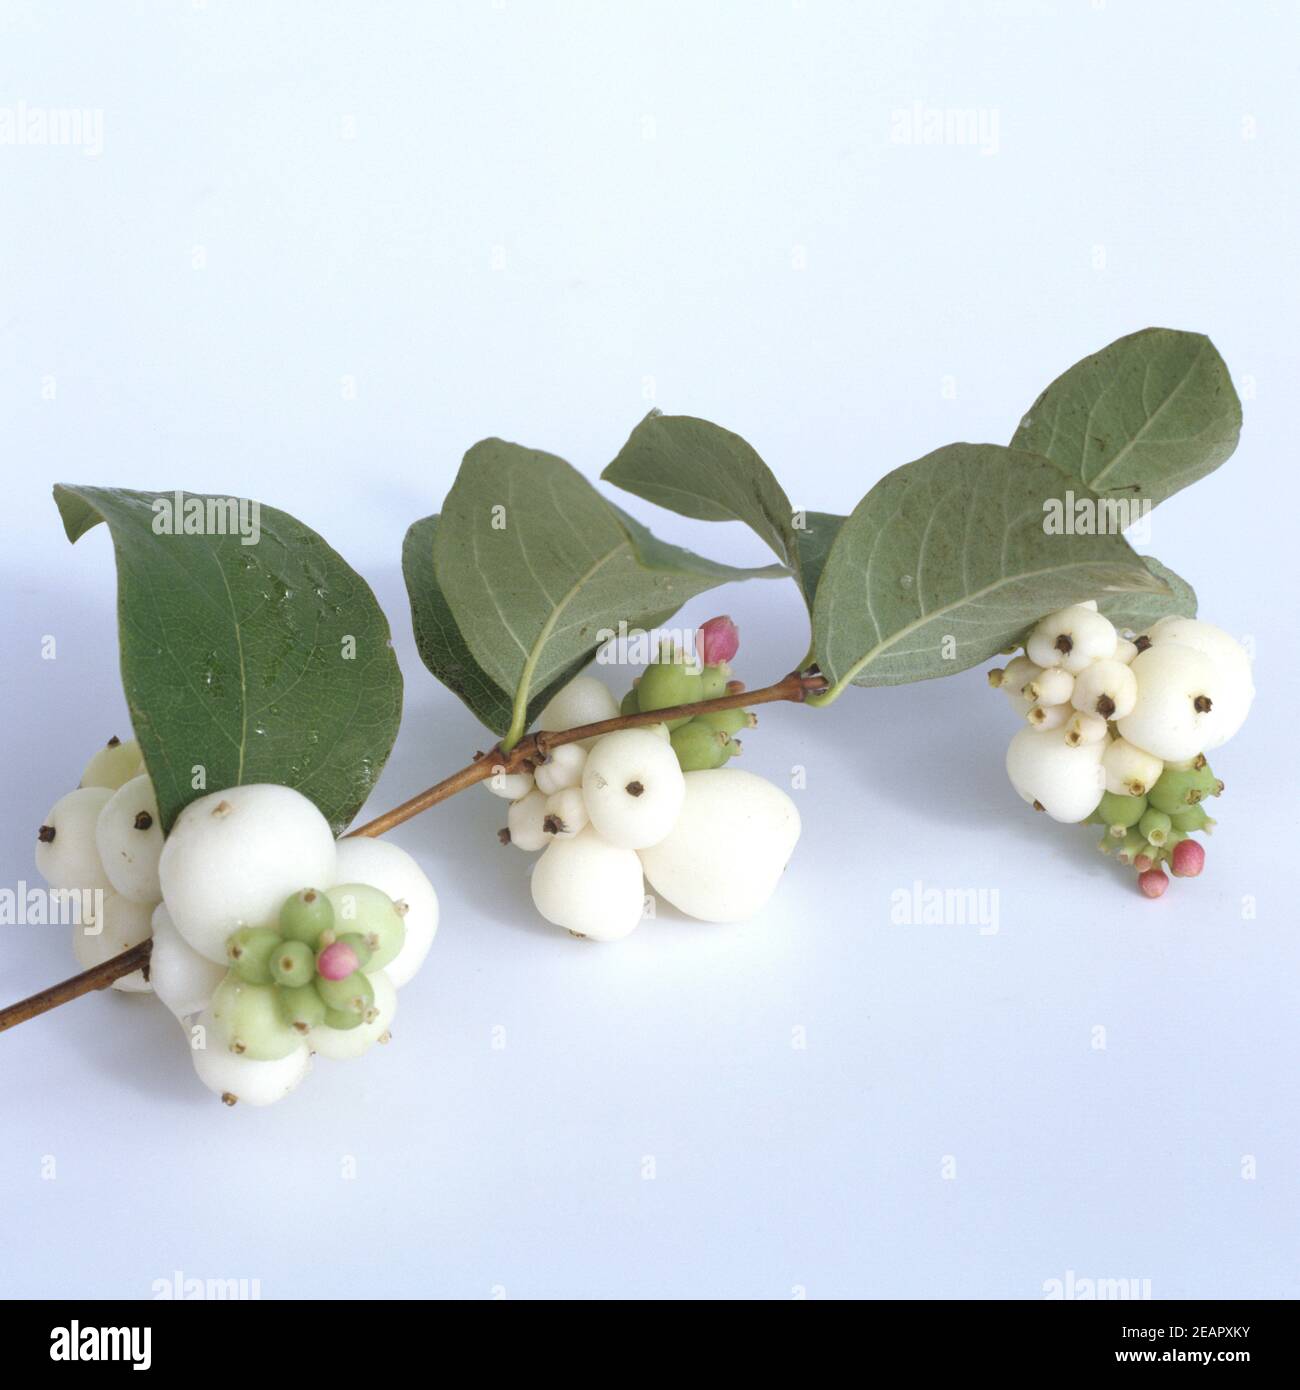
[[491, 617, 801, 939], [35, 748, 439, 1106], [991, 606, 1254, 897]]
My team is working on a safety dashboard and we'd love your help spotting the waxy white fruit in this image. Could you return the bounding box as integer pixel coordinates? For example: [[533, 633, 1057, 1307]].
[[1024, 666, 1074, 706], [95, 774, 163, 904], [989, 656, 1041, 715], [1117, 643, 1221, 762], [309, 970, 397, 1060], [36, 787, 114, 893], [149, 903, 226, 1019], [1026, 701, 1071, 732], [1064, 710, 1109, 747], [1147, 617, 1254, 750], [533, 742, 587, 796], [1026, 605, 1118, 674], [506, 789, 549, 851], [537, 675, 620, 749], [530, 827, 646, 941], [1071, 658, 1137, 721], [80, 737, 146, 792], [159, 784, 337, 964], [483, 767, 534, 801], [332, 836, 439, 990], [639, 769, 801, 922], [1102, 737, 1164, 798], [190, 1011, 312, 1106], [542, 785, 589, 839], [1005, 725, 1106, 823], [581, 728, 685, 849], [71, 891, 154, 992]]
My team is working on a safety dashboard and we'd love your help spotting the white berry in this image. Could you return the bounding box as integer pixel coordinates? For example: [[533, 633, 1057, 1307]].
[[483, 766, 534, 801], [1147, 617, 1254, 750], [506, 789, 549, 851], [309, 970, 397, 1059], [1026, 701, 1071, 732], [159, 784, 337, 963], [1101, 737, 1164, 798], [1005, 724, 1106, 823], [1064, 710, 1109, 747], [1070, 658, 1137, 721], [148, 903, 226, 1018], [543, 785, 589, 839], [94, 774, 163, 904], [1026, 605, 1118, 673], [80, 737, 146, 791], [530, 827, 646, 941], [533, 742, 587, 796], [190, 1011, 311, 1106], [71, 890, 153, 991], [1116, 643, 1222, 761], [581, 727, 686, 849], [639, 769, 801, 922], [537, 675, 620, 749], [1024, 666, 1074, 706], [36, 787, 113, 893], [1113, 637, 1139, 665], [989, 655, 1041, 715], [331, 836, 438, 989]]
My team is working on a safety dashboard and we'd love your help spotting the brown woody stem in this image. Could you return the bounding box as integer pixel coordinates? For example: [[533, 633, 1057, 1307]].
[[0, 669, 825, 1033]]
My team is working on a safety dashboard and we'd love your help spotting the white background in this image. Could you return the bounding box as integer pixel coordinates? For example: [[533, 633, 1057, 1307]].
[[1, 1, 1297, 1300]]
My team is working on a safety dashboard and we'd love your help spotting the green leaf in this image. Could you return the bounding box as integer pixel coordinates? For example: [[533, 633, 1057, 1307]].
[[808, 444, 1169, 699], [1096, 556, 1197, 635], [1011, 328, 1242, 507], [604, 412, 828, 605], [402, 515, 592, 737], [434, 438, 784, 744], [792, 511, 846, 607], [55, 486, 403, 835]]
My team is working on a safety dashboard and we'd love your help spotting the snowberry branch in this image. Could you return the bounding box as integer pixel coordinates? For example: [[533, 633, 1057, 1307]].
[[0, 668, 827, 1033]]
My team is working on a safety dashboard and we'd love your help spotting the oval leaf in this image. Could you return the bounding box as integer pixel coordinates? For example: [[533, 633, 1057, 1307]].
[[402, 515, 592, 737], [54, 485, 402, 835], [809, 444, 1169, 698], [603, 412, 825, 605], [1011, 328, 1242, 507], [434, 438, 784, 742], [1097, 556, 1197, 636]]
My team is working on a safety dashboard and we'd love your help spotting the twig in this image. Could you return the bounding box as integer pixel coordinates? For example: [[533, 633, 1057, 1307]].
[[0, 669, 826, 1032]]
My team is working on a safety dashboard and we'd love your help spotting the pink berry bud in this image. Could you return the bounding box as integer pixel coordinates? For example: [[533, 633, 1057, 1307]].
[[1138, 868, 1169, 900], [317, 941, 359, 980], [700, 616, 739, 667], [1170, 838, 1205, 878], [1134, 852, 1154, 873]]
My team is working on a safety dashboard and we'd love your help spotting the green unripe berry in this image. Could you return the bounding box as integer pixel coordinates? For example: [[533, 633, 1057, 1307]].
[[1115, 828, 1148, 865], [226, 926, 282, 985], [669, 718, 731, 772], [696, 707, 754, 736], [1170, 803, 1212, 833], [277, 982, 327, 1034], [269, 938, 316, 987], [315, 969, 376, 1021], [279, 887, 335, 948], [1097, 790, 1147, 832], [636, 656, 703, 729], [1148, 765, 1223, 815], [323, 1005, 364, 1031], [337, 932, 372, 970], [324, 883, 405, 972], [1138, 808, 1172, 847], [620, 687, 640, 717], [210, 975, 301, 1060], [699, 664, 730, 699]]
